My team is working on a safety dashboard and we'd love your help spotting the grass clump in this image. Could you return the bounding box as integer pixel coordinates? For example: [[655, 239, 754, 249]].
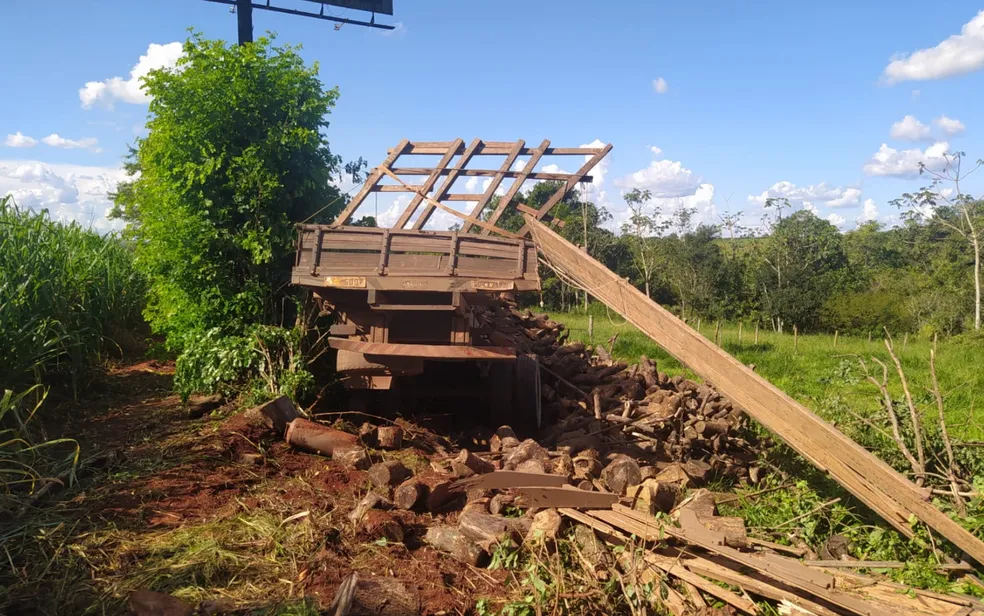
[[0, 195, 145, 390]]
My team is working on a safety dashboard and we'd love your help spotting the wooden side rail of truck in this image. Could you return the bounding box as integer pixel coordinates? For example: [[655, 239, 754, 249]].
[[291, 138, 611, 430]]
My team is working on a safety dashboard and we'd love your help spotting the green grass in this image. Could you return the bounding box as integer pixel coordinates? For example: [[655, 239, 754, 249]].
[[555, 310, 984, 441]]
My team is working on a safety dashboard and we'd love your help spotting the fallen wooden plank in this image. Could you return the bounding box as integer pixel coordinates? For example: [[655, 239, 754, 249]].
[[807, 560, 973, 572], [516, 486, 618, 510], [646, 553, 760, 615], [526, 215, 984, 566], [452, 470, 568, 491]]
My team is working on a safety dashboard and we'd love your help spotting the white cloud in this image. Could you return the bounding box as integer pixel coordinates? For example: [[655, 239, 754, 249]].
[[652, 77, 668, 94], [4, 132, 38, 148], [857, 198, 879, 223], [80, 41, 183, 109], [890, 115, 931, 141], [934, 115, 966, 136], [648, 145, 662, 156], [882, 10, 984, 83], [863, 141, 950, 177], [747, 181, 860, 208], [616, 158, 700, 198], [41, 133, 101, 152], [0, 160, 128, 233], [827, 213, 846, 227]]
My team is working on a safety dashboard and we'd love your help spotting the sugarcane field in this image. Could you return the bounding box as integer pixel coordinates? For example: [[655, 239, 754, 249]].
[[5, 2, 984, 615]]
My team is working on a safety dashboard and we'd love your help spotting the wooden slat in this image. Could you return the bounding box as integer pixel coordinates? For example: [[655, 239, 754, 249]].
[[460, 140, 525, 234], [393, 137, 463, 230], [645, 554, 759, 615], [515, 143, 613, 236], [389, 167, 594, 182], [390, 142, 607, 156], [481, 139, 549, 235], [453, 470, 569, 491], [332, 138, 409, 226], [526, 215, 984, 566], [413, 138, 482, 231], [378, 167, 522, 239], [372, 184, 424, 192], [326, 337, 515, 360]]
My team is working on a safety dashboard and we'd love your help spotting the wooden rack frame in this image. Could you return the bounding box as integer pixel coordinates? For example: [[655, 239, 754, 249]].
[[332, 139, 612, 237]]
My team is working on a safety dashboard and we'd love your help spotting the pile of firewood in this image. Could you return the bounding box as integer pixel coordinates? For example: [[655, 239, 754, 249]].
[[474, 302, 768, 484]]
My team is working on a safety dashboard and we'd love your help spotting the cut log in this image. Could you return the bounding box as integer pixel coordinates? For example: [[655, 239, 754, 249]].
[[503, 439, 551, 470], [489, 493, 516, 516], [454, 449, 495, 476], [458, 511, 523, 549], [286, 419, 357, 456], [489, 425, 518, 453], [393, 479, 426, 511], [699, 515, 747, 548], [333, 444, 370, 471], [376, 426, 404, 450], [600, 457, 642, 495], [367, 461, 411, 488], [526, 508, 562, 547], [245, 395, 300, 436], [424, 526, 487, 566], [357, 422, 377, 447], [329, 573, 420, 616]]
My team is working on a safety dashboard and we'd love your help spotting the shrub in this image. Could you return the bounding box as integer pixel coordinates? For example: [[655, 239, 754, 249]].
[[820, 289, 914, 335]]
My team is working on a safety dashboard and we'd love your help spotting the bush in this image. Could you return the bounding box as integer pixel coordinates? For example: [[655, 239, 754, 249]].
[[112, 33, 344, 353], [0, 196, 145, 389], [174, 324, 317, 405]]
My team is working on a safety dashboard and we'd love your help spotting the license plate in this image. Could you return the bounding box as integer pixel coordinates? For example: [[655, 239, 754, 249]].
[[325, 276, 367, 288]]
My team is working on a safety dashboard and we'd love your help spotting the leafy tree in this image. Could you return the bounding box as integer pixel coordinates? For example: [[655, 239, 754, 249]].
[[111, 33, 343, 350], [757, 210, 848, 331], [662, 225, 725, 319], [620, 188, 667, 298], [892, 153, 984, 330]]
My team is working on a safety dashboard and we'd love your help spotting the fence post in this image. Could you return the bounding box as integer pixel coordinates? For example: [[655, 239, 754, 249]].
[[714, 320, 721, 346], [793, 325, 799, 353], [833, 330, 838, 348], [588, 315, 594, 345], [754, 323, 759, 344], [868, 331, 872, 344], [738, 320, 743, 343], [696, 318, 702, 334], [903, 332, 909, 351]]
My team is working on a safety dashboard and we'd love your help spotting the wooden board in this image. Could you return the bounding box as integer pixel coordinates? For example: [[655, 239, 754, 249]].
[[327, 337, 516, 360], [525, 214, 984, 565]]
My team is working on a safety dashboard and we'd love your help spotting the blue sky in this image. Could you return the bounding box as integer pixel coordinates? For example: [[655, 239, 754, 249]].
[[2, 1, 983, 233]]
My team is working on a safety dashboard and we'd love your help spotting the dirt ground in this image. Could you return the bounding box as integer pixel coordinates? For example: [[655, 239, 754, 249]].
[[4, 360, 513, 615]]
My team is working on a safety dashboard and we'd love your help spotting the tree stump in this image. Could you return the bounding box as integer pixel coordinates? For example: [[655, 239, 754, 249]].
[[245, 395, 300, 437]]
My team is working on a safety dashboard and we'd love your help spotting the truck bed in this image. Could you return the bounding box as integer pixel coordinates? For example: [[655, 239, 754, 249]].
[[291, 225, 540, 292]]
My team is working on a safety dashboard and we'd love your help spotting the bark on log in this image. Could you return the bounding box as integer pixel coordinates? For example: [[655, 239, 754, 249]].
[[367, 461, 411, 488], [376, 426, 404, 450], [458, 511, 523, 549], [489, 426, 517, 453], [329, 573, 420, 616], [455, 449, 495, 475], [348, 492, 392, 524], [600, 457, 642, 495], [286, 419, 357, 456], [245, 395, 300, 437], [361, 510, 404, 543], [333, 444, 370, 470], [393, 479, 425, 511], [424, 526, 487, 566]]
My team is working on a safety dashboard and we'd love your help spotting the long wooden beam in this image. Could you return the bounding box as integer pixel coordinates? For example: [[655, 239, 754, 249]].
[[388, 142, 606, 156], [460, 140, 525, 234], [332, 138, 409, 226], [515, 143, 613, 236], [389, 168, 594, 182], [412, 138, 482, 231], [525, 215, 984, 566], [481, 139, 550, 235], [392, 138, 463, 230]]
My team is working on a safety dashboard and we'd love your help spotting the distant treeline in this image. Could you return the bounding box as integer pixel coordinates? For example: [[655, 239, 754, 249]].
[[495, 181, 982, 338]]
